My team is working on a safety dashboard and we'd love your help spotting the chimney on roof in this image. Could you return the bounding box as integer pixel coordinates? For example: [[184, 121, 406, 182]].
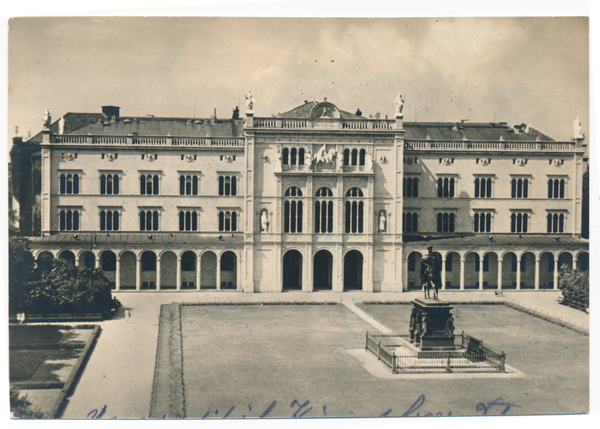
[[211, 108, 217, 123], [102, 106, 120, 118]]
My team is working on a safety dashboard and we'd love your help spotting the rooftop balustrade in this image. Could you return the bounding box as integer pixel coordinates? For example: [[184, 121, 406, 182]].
[[404, 140, 575, 152], [52, 135, 245, 147]]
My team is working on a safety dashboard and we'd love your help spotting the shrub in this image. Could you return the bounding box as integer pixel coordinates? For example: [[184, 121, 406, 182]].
[[10, 387, 44, 419], [558, 264, 589, 311]]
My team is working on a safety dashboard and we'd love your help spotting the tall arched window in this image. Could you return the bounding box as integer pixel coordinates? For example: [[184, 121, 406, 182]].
[[284, 187, 303, 233], [60, 173, 80, 195], [179, 174, 199, 195], [282, 148, 289, 166], [179, 210, 198, 231], [139, 210, 159, 231], [100, 210, 119, 231], [291, 148, 297, 166], [475, 178, 492, 198], [315, 187, 334, 233], [403, 212, 418, 232], [511, 212, 528, 233], [219, 211, 238, 231], [548, 178, 566, 199], [474, 212, 492, 233], [140, 174, 159, 195], [59, 209, 80, 231], [345, 188, 364, 233], [343, 149, 350, 166], [547, 213, 565, 233], [351, 149, 358, 166], [437, 177, 455, 198], [404, 177, 419, 198], [511, 178, 529, 198], [359, 149, 366, 166], [437, 212, 455, 232], [218, 175, 237, 196]]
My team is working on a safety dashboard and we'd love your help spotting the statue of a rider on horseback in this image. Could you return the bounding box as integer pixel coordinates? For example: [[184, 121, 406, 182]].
[[420, 246, 441, 300]]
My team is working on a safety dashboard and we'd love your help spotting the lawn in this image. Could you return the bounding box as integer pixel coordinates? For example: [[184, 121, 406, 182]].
[[161, 303, 588, 418]]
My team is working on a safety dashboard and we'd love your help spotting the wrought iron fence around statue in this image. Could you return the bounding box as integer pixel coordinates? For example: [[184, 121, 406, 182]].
[[365, 332, 506, 374]]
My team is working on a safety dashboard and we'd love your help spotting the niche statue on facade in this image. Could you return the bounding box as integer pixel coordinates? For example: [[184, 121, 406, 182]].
[[379, 212, 387, 233], [336, 152, 344, 171], [260, 210, 269, 233]]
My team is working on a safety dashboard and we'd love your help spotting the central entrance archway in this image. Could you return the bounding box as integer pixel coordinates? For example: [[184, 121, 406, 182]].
[[283, 250, 303, 291], [313, 250, 333, 291], [344, 250, 363, 291]]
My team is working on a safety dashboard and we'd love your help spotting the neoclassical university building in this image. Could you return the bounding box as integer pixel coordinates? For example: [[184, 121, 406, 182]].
[[14, 94, 589, 293]]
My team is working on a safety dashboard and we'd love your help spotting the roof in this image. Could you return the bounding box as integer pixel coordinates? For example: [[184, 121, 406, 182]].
[[404, 233, 588, 249], [280, 101, 364, 120], [29, 232, 243, 247], [69, 117, 243, 138], [402, 122, 554, 142]]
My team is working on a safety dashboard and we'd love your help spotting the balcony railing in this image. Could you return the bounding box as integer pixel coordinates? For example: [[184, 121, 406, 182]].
[[405, 139, 574, 151], [53, 135, 244, 147], [253, 118, 396, 130]]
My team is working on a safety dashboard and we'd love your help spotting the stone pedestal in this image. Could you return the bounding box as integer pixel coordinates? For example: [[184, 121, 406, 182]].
[[409, 298, 455, 351]]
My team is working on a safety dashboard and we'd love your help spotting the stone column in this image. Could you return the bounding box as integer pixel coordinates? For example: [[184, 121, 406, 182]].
[[236, 254, 241, 291], [534, 258, 540, 290], [516, 257, 521, 290], [459, 258, 465, 290], [304, 246, 313, 292], [196, 253, 201, 290], [441, 258, 446, 290], [156, 257, 161, 290], [136, 256, 141, 291], [497, 259, 503, 290], [478, 256, 484, 290], [74, 257, 79, 267], [572, 256, 577, 271], [115, 255, 121, 291], [216, 255, 222, 290], [553, 257, 559, 289], [176, 255, 182, 291]]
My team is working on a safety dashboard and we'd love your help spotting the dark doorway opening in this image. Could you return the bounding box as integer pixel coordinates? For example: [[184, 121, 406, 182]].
[[344, 250, 363, 291], [314, 250, 333, 290], [283, 250, 303, 291]]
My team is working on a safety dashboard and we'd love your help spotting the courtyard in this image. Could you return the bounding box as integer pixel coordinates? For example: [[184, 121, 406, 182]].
[[149, 299, 588, 418]]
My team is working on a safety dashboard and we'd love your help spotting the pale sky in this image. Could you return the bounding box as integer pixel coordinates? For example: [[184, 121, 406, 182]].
[[8, 17, 589, 142]]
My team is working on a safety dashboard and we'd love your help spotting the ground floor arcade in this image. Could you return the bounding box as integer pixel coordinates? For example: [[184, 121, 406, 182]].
[[29, 234, 588, 293]]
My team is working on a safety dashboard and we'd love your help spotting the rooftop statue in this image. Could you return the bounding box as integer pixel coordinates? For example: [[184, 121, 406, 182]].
[[42, 108, 52, 129], [573, 116, 584, 139], [245, 91, 254, 112], [394, 91, 405, 118]]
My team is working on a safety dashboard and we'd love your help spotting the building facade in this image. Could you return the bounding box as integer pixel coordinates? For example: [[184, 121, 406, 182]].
[[25, 98, 589, 292]]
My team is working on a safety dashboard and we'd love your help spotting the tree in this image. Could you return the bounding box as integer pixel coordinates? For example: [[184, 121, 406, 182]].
[[8, 235, 37, 315], [26, 258, 117, 316], [558, 264, 589, 311]]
